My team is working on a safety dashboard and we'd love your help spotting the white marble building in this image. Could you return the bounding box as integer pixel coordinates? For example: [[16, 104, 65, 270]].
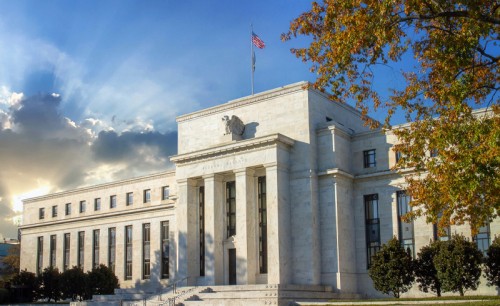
[[20, 82, 498, 299]]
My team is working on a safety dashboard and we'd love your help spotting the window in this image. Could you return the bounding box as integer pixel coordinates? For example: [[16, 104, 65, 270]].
[[258, 176, 268, 274], [365, 194, 380, 268], [143, 223, 151, 279], [63, 233, 70, 271], [125, 225, 133, 280], [162, 186, 170, 200], [39, 208, 45, 220], [397, 191, 415, 258], [226, 181, 236, 237], [143, 189, 151, 203], [430, 148, 438, 157], [108, 228, 116, 273], [110, 195, 117, 209], [94, 198, 101, 211], [78, 231, 85, 269], [126, 192, 133, 206], [37, 237, 43, 275], [199, 186, 205, 276], [474, 222, 491, 257], [93, 229, 100, 269], [52, 205, 58, 218], [79, 200, 86, 213], [50, 235, 56, 267], [65, 203, 71, 216], [161, 221, 169, 279], [363, 149, 376, 168], [395, 150, 402, 163], [433, 212, 451, 241]]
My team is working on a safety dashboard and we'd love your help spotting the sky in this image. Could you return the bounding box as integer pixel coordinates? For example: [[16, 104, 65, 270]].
[[0, 1, 407, 239]]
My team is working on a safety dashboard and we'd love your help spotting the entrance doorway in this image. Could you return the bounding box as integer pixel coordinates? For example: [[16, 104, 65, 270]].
[[228, 248, 236, 285]]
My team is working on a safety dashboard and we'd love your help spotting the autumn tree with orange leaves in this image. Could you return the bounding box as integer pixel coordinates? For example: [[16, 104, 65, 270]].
[[283, 1, 499, 234]]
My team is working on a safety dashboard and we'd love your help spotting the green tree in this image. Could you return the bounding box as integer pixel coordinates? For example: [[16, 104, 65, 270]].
[[485, 236, 500, 288], [368, 237, 414, 298], [9, 269, 39, 302], [434, 234, 483, 296], [60, 266, 87, 301], [415, 241, 443, 296], [38, 266, 62, 302], [87, 264, 119, 296], [283, 0, 500, 234]]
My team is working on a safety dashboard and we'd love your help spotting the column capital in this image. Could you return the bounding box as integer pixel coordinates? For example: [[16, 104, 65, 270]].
[[263, 162, 288, 172], [233, 167, 255, 176], [177, 178, 198, 186], [202, 173, 224, 182]]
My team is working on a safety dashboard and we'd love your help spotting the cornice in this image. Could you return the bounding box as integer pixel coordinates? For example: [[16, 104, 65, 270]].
[[23, 170, 176, 204], [176, 82, 309, 123], [171, 133, 294, 165], [20, 204, 175, 231]]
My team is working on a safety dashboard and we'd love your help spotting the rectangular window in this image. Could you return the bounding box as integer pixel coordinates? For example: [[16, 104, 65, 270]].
[[50, 235, 56, 268], [363, 149, 376, 168], [162, 186, 170, 200], [161, 221, 169, 279], [108, 227, 116, 273], [125, 225, 133, 280], [199, 186, 205, 276], [93, 229, 100, 269], [395, 150, 402, 163], [142, 223, 151, 279], [397, 191, 415, 258], [52, 205, 58, 218], [79, 200, 86, 213], [110, 195, 117, 209], [365, 194, 380, 268], [94, 198, 101, 211], [39, 208, 45, 220], [65, 203, 71, 216], [474, 222, 491, 257], [143, 189, 151, 203], [226, 181, 236, 238], [126, 192, 133, 206], [258, 176, 268, 274], [63, 233, 70, 271], [78, 231, 85, 269], [430, 148, 438, 157], [37, 237, 43, 275], [433, 212, 451, 241]]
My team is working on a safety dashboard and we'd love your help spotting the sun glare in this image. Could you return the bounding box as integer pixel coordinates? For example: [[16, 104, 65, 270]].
[[12, 185, 52, 213]]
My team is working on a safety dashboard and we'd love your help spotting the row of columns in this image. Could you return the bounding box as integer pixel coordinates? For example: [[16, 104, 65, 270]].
[[176, 163, 290, 286]]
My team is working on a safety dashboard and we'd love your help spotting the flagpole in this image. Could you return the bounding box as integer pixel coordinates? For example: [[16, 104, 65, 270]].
[[251, 24, 254, 95]]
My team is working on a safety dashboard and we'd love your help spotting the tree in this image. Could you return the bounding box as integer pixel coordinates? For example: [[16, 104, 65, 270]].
[[38, 266, 62, 302], [9, 269, 39, 302], [433, 234, 483, 296], [87, 264, 119, 296], [368, 237, 414, 298], [415, 241, 443, 296], [1, 244, 20, 279], [485, 236, 500, 288], [60, 266, 87, 301], [283, 0, 500, 234]]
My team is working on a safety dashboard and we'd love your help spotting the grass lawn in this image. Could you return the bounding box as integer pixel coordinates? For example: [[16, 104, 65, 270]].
[[302, 296, 500, 306]]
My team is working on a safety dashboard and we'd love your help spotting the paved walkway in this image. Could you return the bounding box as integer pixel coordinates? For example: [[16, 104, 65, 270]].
[[297, 300, 487, 305]]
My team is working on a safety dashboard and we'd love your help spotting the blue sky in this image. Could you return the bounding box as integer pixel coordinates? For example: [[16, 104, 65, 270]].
[[0, 1, 408, 239]]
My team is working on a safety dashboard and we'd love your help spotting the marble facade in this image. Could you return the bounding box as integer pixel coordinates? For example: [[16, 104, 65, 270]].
[[20, 82, 499, 297]]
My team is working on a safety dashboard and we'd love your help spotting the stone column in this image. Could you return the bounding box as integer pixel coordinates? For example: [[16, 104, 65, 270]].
[[265, 163, 291, 284], [203, 174, 224, 285], [176, 178, 198, 285], [234, 168, 257, 284]]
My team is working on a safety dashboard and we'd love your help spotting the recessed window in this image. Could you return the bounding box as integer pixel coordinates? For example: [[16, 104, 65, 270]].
[[125, 225, 133, 280], [110, 195, 117, 209], [474, 222, 491, 257], [430, 148, 438, 157], [63, 233, 70, 271], [365, 194, 380, 268], [161, 221, 169, 279], [93, 229, 100, 269], [126, 192, 133, 206], [39, 208, 45, 220], [94, 198, 101, 211], [79, 200, 86, 213], [363, 149, 376, 168], [143, 223, 151, 279], [143, 189, 151, 203], [51, 205, 57, 218], [397, 191, 414, 258], [78, 231, 85, 269], [162, 186, 170, 200], [108, 227, 116, 273], [50, 235, 56, 267], [226, 181, 236, 237], [395, 150, 402, 163], [65, 203, 71, 216], [433, 212, 451, 242]]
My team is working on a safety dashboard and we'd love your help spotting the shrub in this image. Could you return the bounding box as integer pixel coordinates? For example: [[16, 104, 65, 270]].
[[415, 241, 443, 296], [60, 266, 88, 301], [368, 237, 415, 298], [9, 269, 39, 302], [434, 234, 483, 296], [485, 236, 500, 288], [87, 264, 120, 296], [38, 266, 62, 302]]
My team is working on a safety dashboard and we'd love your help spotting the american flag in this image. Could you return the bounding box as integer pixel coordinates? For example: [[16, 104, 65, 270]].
[[252, 32, 265, 49]]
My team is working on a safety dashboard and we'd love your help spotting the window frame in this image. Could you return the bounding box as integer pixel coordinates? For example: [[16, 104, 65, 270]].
[[364, 194, 380, 268], [52, 205, 58, 218], [110, 195, 117, 209], [39, 207, 45, 220], [162, 186, 170, 200], [79, 200, 86, 213], [126, 192, 133, 206], [94, 198, 101, 211], [143, 189, 151, 203], [142, 223, 151, 279], [363, 149, 377, 168], [65, 203, 71, 216]]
